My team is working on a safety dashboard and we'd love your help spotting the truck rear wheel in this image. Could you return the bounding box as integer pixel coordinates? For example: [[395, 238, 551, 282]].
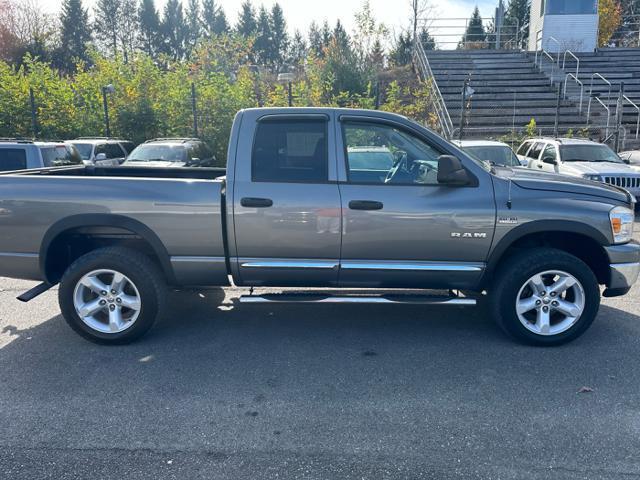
[[489, 248, 600, 346], [58, 247, 166, 344]]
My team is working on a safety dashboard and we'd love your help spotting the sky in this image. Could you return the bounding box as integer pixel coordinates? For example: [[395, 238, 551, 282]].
[[37, 0, 499, 41]]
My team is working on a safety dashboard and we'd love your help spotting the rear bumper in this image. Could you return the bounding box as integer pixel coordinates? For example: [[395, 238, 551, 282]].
[[603, 242, 640, 297]]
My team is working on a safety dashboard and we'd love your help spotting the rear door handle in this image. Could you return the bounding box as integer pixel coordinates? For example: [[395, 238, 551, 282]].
[[241, 197, 273, 208], [348, 200, 383, 211]]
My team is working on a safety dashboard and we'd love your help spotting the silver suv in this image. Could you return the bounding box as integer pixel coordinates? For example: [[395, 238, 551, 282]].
[[68, 138, 134, 167], [517, 138, 640, 200], [0, 139, 83, 171]]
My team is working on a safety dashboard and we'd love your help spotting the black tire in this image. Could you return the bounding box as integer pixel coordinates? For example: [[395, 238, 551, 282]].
[[58, 247, 166, 344], [488, 248, 600, 346]]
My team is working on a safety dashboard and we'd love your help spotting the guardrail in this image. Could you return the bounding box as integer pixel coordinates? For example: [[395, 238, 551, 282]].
[[412, 40, 454, 139]]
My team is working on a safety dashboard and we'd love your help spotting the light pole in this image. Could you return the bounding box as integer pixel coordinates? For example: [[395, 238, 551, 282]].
[[277, 72, 295, 107], [101, 84, 115, 137]]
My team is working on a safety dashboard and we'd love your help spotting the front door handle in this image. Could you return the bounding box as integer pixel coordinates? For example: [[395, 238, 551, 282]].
[[241, 197, 273, 208], [348, 200, 383, 211], [537, 164, 543, 169]]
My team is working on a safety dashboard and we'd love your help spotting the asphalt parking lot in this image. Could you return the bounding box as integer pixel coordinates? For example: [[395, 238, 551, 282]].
[[1, 224, 639, 479]]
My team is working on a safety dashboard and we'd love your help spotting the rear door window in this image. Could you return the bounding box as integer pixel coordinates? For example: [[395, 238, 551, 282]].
[[40, 146, 82, 166], [252, 119, 328, 183], [0, 148, 27, 171]]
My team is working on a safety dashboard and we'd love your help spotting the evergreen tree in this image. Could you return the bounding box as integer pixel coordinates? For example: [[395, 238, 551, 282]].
[[308, 21, 323, 57], [162, 0, 188, 60], [288, 29, 307, 66], [321, 20, 332, 49], [202, 0, 229, 36], [94, 0, 122, 57], [419, 27, 436, 50], [58, 0, 92, 71], [138, 0, 160, 57], [370, 39, 385, 70], [186, 0, 201, 55], [462, 6, 486, 46], [213, 10, 229, 34], [119, 0, 138, 62], [254, 5, 271, 66], [269, 3, 288, 71], [504, 0, 530, 48], [389, 30, 413, 66], [236, 1, 257, 37], [333, 20, 350, 51]]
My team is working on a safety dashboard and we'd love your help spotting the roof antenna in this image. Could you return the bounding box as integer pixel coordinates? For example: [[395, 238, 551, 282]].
[[507, 177, 513, 209]]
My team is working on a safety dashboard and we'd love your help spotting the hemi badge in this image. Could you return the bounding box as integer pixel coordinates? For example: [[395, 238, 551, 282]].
[[498, 217, 518, 224]]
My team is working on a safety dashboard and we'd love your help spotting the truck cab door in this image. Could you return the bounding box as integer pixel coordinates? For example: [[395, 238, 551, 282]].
[[539, 144, 559, 173], [335, 116, 494, 290], [229, 111, 342, 287]]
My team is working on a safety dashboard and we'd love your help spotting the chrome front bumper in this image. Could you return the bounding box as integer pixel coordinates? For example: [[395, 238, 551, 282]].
[[604, 242, 640, 297]]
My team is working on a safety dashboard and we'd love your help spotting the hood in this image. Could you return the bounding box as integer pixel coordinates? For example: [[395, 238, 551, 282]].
[[493, 167, 631, 204], [560, 161, 638, 175]]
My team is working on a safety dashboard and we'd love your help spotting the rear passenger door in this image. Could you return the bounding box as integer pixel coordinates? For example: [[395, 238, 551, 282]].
[[231, 112, 342, 287]]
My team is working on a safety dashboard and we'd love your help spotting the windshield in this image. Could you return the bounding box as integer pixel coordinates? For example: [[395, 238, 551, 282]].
[[40, 145, 83, 166], [71, 142, 93, 160], [463, 145, 520, 167], [560, 144, 624, 163], [127, 144, 187, 162]]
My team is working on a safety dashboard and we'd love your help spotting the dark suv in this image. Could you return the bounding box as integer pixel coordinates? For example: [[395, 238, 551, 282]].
[[123, 138, 217, 168]]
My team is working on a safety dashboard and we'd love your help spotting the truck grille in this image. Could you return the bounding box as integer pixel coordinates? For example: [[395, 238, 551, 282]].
[[603, 176, 640, 189]]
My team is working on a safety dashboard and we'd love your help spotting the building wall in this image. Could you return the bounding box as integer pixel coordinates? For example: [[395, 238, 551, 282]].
[[528, 0, 599, 52]]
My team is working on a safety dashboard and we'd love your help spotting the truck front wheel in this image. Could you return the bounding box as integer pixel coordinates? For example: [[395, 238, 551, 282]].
[[58, 247, 166, 344], [489, 248, 600, 346]]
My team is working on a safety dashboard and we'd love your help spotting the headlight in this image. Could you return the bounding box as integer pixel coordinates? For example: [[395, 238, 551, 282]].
[[609, 206, 635, 244], [582, 174, 602, 182]]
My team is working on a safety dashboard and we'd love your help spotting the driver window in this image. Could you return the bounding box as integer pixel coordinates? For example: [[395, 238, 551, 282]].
[[342, 122, 442, 185], [541, 144, 557, 164]]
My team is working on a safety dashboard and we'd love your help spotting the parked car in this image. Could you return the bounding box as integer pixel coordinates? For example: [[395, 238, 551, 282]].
[[68, 137, 133, 167], [619, 150, 640, 173], [0, 139, 83, 171], [517, 138, 640, 201], [452, 140, 522, 167], [0, 108, 638, 347], [122, 138, 217, 168]]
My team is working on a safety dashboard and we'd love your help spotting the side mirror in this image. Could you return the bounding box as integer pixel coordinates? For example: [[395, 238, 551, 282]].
[[95, 153, 107, 161], [437, 155, 472, 186], [542, 156, 556, 165]]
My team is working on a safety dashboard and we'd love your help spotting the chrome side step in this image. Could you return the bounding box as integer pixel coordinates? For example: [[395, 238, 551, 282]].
[[239, 293, 476, 305]]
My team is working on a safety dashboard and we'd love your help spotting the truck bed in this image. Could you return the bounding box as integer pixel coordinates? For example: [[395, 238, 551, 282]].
[[0, 166, 230, 286]]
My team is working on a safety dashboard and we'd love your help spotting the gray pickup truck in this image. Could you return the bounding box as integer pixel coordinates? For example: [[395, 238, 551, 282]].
[[0, 108, 638, 346]]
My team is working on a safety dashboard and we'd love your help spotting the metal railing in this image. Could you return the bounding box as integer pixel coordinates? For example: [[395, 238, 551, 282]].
[[535, 49, 559, 86], [546, 36, 562, 62], [623, 95, 640, 139], [587, 73, 613, 131], [588, 96, 611, 138], [412, 39, 453, 139], [563, 73, 584, 113], [416, 17, 521, 50], [562, 50, 580, 78]]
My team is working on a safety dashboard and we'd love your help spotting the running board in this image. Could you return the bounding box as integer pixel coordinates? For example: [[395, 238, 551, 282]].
[[16, 282, 55, 303], [239, 293, 476, 305]]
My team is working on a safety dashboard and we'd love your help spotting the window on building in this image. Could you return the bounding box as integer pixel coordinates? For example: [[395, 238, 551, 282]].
[[545, 0, 597, 15]]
